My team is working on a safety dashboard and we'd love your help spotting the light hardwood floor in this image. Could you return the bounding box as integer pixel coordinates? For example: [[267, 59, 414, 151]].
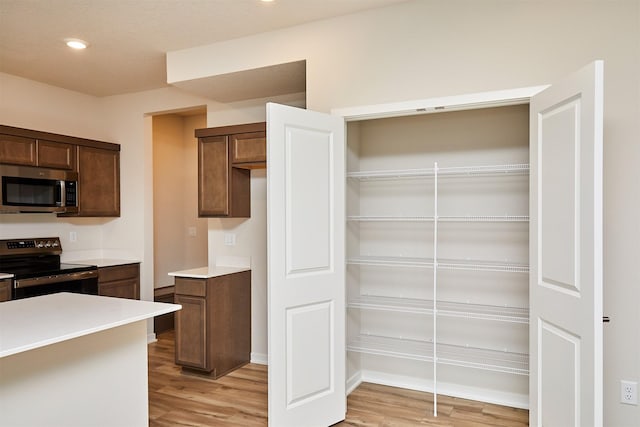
[[148, 331, 528, 426]]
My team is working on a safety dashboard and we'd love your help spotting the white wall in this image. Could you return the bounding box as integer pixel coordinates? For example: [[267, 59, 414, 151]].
[[168, 1, 640, 424]]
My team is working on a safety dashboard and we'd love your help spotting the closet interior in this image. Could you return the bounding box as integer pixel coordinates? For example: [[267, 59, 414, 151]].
[[345, 104, 531, 412]]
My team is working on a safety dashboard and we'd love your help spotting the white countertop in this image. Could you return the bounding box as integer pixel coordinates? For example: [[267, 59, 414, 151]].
[[71, 259, 141, 268], [168, 265, 250, 279], [0, 273, 13, 280], [0, 292, 180, 358]]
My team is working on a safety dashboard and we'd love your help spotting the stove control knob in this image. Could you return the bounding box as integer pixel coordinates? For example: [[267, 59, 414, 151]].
[[36, 242, 44, 248], [52, 241, 59, 247], [44, 241, 52, 248]]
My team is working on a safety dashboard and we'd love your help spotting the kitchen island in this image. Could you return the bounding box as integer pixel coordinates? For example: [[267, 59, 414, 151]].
[[0, 292, 180, 427]]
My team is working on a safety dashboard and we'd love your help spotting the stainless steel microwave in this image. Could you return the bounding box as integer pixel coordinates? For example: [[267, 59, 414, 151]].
[[0, 165, 78, 213]]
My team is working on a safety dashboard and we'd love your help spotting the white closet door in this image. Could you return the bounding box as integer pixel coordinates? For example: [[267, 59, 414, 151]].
[[529, 61, 603, 426], [266, 102, 346, 427]]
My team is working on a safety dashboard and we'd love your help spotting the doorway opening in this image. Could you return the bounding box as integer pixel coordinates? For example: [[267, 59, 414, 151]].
[[152, 107, 208, 321]]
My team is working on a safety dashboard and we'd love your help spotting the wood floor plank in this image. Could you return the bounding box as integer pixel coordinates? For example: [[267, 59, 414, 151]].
[[148, 332, 528, 426]]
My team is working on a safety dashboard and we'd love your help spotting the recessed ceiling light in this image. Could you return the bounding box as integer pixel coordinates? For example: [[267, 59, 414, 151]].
[[65, 38, 88, 50], [261, 0, 274, 2]]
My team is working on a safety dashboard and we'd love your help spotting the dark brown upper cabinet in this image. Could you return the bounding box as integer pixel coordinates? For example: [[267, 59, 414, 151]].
[[195, 122, 266, 218], [0, 134, 36, 166], [231, 131, 267, 168], [0, 134, 76, 170], [1, 125, 121, 217], [76, 146, 120, 217], [37, 140, 76, 170]]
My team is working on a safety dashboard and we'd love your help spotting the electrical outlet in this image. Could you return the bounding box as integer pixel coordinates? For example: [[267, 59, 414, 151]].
[[187, 227, 197, 237], [621, 380, 638, 405], [69, 231, 77, 242]]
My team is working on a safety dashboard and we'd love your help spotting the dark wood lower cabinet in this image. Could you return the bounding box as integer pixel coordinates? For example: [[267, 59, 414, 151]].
[[0, 279, 11, 302], [173, 271, 251, 378], [174, 294, 207, 368], [97, 263, 140, 300], [154, 286, 175, 334]]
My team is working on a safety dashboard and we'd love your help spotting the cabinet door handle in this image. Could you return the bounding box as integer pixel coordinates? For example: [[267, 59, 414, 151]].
[[603, 316, 610, 323]]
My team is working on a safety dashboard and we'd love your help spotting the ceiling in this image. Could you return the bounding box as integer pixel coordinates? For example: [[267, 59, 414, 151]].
[[0, 0, 407, 98]]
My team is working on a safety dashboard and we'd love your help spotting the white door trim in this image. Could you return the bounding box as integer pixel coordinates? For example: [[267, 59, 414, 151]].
[[332, 85, 548, 121]]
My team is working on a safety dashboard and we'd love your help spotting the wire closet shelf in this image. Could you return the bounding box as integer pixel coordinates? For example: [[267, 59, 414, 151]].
[[347, 295, 529, 324], [347, 334, 529, 376], [346, 161, 531, 416], [346, 163, 529, 180]]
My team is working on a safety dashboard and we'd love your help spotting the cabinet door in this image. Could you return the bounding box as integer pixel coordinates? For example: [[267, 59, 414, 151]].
[[199, 136, 230, 216], [0, 279, 11, 302], [98, 279, 139, 299], [77, 146, 120, 216], [174, 294, 208, 370], [97, 264, 140, 299], [231, 131, 266, 166], [37, 140, 76, 170], [0, 134, 36, 166]]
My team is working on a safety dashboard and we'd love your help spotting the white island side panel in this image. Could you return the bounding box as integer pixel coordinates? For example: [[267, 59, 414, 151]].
[[0, 321, 149, 427]]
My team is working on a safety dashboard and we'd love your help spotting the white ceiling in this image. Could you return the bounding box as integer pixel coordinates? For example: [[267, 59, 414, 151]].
[[0, 0, 407, 98]]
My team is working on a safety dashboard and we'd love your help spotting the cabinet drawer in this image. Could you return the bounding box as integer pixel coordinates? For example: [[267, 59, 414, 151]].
[[174, 278, 206, 297], [98, 263, 139, 282], [231, 131, 266, 166]]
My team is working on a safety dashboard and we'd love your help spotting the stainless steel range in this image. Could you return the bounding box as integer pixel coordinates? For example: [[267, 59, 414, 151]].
[[0, 237, 98, 300]]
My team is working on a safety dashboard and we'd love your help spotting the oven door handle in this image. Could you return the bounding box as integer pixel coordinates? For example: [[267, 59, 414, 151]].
[[14, 270, 98, 288]]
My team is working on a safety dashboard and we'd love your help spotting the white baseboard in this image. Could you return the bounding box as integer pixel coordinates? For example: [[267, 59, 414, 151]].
[[147, 332, 157, 344], [346, 372, 362, 395], [358, 369, 529, 410], [251, 352, 268, 365]]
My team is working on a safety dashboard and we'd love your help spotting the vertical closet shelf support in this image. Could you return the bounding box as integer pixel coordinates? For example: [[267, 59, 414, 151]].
[[432, 161, 439, 417]]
